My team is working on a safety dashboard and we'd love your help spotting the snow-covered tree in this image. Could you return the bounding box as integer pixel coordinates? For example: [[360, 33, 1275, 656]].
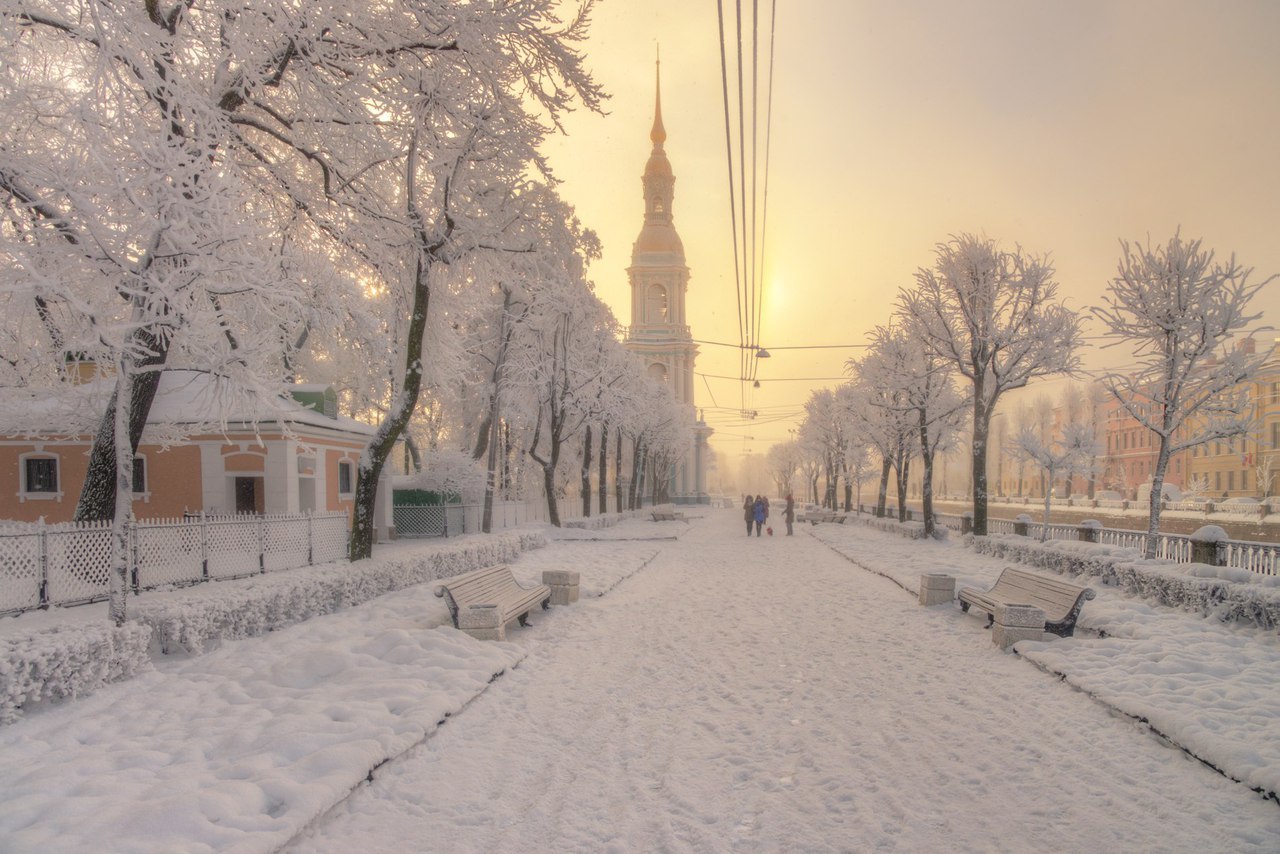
[[766, 440, 803, 497], [862, 320, 968, 536], [900, 234, 1082, 535], [1008, 421, 1099, 541], [1092, 232, 1274, 557]]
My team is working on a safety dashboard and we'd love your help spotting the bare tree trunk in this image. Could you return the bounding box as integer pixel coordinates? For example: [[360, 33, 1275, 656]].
[[540, 460, 560, 527], [876, 457, 891, 518], [75, 326, 167, 521], [107, 361, 135, 625], [615, 427, 624, 512], [580, 424, 593, 518], [1145, 436, 1173, 559], [598, 422, 609, 514], [972, 391, 990, 536], [919, 414, 935, 537], [350, 132, 439, 560], [896, 445, 910, 523]]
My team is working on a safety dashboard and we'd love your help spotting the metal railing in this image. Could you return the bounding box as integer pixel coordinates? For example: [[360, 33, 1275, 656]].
[[872, 504, 1277, 576]]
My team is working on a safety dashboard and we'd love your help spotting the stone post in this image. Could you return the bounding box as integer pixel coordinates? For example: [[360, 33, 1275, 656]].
[[918, 573, 955, 606], [1077, 519, 1102, 543], [543, 570, 580, 606], [961, 512, 973, 535], [1013, 513, 1033, 537], [1189, 525, 1229, 567]]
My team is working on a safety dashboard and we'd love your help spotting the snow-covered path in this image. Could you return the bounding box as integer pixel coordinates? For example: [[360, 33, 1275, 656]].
[[291, 513, 1280, 852]]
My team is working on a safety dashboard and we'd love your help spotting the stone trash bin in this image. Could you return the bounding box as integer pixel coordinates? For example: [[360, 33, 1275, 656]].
[[458, 604, 505, 641], [543, 570, 580, 606], [918, 573, 955, 607], [991, 603, 1046, 651]]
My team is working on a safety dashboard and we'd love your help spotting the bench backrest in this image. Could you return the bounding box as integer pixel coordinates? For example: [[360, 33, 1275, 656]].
[[435, 564, 521, 610], [987, 567, 1092, 620]]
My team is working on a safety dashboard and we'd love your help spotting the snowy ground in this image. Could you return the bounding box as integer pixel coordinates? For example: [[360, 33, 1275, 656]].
[[2, 510, 1279, 852]]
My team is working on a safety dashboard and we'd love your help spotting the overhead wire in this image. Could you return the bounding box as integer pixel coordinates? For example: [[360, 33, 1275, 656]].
[[715, 0, 746, 410], [716, 1, 777, 401]]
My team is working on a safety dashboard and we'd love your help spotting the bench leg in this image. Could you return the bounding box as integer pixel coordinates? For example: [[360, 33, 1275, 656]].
[[984, 613, 994, 629], [518, 611, 531, 627]]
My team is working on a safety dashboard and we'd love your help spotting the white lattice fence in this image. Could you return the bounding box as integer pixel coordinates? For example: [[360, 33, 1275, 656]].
[[312, 514, 348, 564], [263, 516, 309, 572], [0, 526, 42, 613], [135, 521, 205, 588], [45, 522, 113, 605], [0, 513, 353, 616], [205, 518, 263, 579]]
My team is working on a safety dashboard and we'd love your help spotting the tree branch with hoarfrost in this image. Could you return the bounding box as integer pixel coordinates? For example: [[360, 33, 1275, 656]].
[[1008, 421, 1100, 541], [1092, 231, 1274, 557], [899, 234, 1081, 536]]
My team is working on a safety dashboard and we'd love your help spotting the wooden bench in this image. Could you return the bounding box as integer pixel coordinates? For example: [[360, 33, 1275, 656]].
[[806, 512, 847, 525], [651, 510, 688, 523], [433, 565, 551, 641], [958, 566, 1095, 638]]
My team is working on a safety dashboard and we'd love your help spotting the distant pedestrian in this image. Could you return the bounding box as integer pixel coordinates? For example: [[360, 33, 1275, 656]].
[[753, 496, 766, 536], [784, 493, 795, 536], [743, 495, 755, 536]]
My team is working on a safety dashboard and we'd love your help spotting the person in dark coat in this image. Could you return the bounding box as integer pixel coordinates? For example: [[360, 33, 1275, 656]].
[[743, 495, 755, 536], [784, 493, 795, 535], [753, 496, 766, 536]]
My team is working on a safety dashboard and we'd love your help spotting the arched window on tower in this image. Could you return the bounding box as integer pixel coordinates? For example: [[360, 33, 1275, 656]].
[[653, 197, 664, 214], [646, 284, 668, 323], [648, 362, 669, 383]]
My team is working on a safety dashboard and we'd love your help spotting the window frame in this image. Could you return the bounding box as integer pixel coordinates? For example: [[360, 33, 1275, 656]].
[[338, 460, 354, 496], [19, 453, 61, 501]]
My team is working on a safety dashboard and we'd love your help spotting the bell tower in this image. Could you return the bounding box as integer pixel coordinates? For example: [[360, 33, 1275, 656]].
[[625, 56, 711, 503]]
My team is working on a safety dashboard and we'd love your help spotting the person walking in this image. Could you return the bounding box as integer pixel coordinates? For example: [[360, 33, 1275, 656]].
[[784, 493, 795, 536], [753, 496, 766, 536], [743, 495, 755, 536]]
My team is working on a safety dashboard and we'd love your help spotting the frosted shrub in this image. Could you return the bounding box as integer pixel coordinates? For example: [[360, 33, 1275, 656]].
[[1, 532, 545, 722], [1, 622, 152, 724]]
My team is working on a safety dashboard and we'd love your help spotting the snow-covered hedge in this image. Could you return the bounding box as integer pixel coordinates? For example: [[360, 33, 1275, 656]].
[[854, 514, 938, 540], [0, 531, 544, 723], [0, 622, 152, 725], [137, 531, 545, 655], [969, 534, 1280, 629]]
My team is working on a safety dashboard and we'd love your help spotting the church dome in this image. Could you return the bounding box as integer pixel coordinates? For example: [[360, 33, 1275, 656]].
[[634, 221, 685, 257], [645, 150, 673, 178]]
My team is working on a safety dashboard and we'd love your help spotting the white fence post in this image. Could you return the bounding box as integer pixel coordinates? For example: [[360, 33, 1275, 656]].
[[201, 511, 210, 580], [37, 518, 49, 610]]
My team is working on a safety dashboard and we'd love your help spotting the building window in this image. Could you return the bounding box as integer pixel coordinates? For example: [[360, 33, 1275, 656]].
[[646, 284, 668, 323], [338, 460, 354, 495], [132, 456, 147, 495], [23, 457, 58, 495]]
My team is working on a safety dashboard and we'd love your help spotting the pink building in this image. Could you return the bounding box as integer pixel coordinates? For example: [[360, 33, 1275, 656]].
[[1, 370, 392, 536]]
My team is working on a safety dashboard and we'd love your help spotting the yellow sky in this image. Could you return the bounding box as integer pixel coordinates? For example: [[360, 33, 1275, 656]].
[[541, 0, 1280, 465]]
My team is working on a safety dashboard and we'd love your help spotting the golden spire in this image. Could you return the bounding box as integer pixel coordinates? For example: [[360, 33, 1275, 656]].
[[650, 48, 666, 146]]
